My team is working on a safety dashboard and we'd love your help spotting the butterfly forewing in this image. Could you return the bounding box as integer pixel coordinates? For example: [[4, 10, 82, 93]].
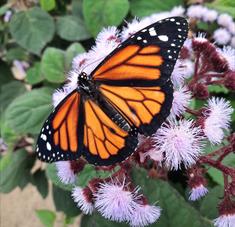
[[92, 17, 188, 86]]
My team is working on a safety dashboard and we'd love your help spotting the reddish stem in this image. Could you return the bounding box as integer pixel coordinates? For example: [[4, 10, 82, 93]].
[[185, 107, 201, 116], [217, 146, 233, 162], [199, 156, 235, 177]]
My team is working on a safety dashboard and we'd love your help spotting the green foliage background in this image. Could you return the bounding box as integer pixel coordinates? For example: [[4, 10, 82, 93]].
[[0, 0, 234, 226]]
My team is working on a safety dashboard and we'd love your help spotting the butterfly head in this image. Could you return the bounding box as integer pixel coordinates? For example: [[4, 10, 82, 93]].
[[78, 72, 94, 94]]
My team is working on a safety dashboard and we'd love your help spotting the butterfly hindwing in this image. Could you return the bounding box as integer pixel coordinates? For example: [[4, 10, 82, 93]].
[[99, 81, 173, 136], [36, 90, 82, 162], [81, 99, 138, 165]]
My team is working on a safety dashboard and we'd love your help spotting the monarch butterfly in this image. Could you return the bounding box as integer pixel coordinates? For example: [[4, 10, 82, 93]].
[[36, 17, 188, 166]]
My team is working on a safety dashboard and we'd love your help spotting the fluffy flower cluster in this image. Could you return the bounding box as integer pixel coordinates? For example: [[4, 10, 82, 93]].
[[154, 120, 204, 170], [187, 5, 235, 46], [203, 97, 233, 144], [72, 180, 161, 226], [55, 161, 76, 184]]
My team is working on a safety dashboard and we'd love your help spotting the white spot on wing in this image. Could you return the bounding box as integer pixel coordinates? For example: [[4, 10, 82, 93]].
[[158, 35, 169, 42], [46, 142, 51, 151], [41, 134, 47, 141], [137, 36, 142, 40], [149, 30, 157, 36]]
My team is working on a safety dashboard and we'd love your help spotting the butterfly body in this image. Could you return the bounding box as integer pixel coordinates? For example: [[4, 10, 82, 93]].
[[36, 17, 188, 166]]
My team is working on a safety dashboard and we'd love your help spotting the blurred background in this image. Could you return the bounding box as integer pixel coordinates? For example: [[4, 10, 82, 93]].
[[0, 0, 234, 227]]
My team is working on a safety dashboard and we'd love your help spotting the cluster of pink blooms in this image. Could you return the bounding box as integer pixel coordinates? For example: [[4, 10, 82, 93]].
[[52, 7, 235, 227], [187, 5, 235, 47]]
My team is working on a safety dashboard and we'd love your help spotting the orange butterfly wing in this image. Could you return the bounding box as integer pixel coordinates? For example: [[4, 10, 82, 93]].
[[82, 99, 138, 165], [98, 82, 173, 135], [36, 91, 82, 162], [93, 45, 163, 81]]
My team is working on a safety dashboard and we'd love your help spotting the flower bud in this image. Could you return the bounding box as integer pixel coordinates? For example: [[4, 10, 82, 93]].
[[224, 71, 235, 90], [214, 198, 235, 227], [193, 83, 209, 100]]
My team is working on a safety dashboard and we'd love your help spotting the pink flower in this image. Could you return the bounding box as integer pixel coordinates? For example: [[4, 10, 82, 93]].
[[202, 9, 218, 22], [139, 149, 163, 163], [189, 184, 208, 201], [193, 32, 208, 44], [213, 28, 231, 45], [4, 10, 12, 23], [231, 36, 235, 48], [214, 214, 235, 227], [228, 22, 235, 35], [154, 120, 204, 170], [52, 88, 71, 107], [171, 60, 194, 87], [96, 26, 119, 44], [12, 60, 29, 80], [171, 86, 191, 118], [129, 204, 161, 227], [72, 187, 94, 214], [72, 53, 89, 71], [94, 180, 139, 222], [55, 161, 76, 184], [203, 97, 233, 144], [214, 198, 235, 227], [217, 13, 233, 28], [170, 6, 185, 16], [218, 46, 235, 71], [187, 5, 207, 19], [121, 18, 150, 41]]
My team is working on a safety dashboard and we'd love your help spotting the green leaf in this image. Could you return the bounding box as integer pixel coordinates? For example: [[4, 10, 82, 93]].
[[65, 43, 85, 70], [206, 0, 235, 18], [32, 169, 49, 198], [83, 0, 129, 36], [5, 47, 29, 62], [0, 149, 35, 193], [41, 47, 65, 83], [4, 87, 53, 135], [0, 61, 14, 86], [52, 185, 81, 217], [0, 120, 20, 146], [207, 152, 234, 186], [46, 163, 74, 191], [72, 0, 83, 16], [200, 186, 223, 219], [36, 209, 56, 227], [77, 164, 120, 188], [208, 85, 229, 94], [0, 81, 26, 115], [130, 0, 183, 17], [132, 168, 212, 227], [56, 15, 90, 41], [26, 62, 44, 85], [81, 212, 127, 227], [9, 7, 55, 55], [0, 4, 10, 16], [39, 0, 56, 11]]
